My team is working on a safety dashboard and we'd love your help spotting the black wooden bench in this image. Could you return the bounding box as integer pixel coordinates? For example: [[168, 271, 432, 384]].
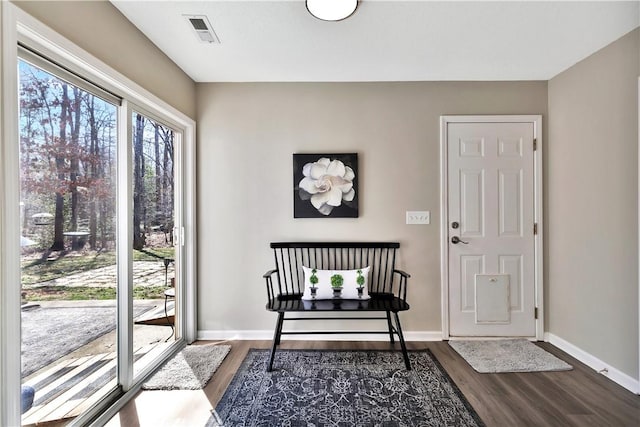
[[263, 242, 411, 371]]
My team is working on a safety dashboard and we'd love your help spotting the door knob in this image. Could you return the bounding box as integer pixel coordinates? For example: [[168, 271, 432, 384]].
[[451, 236, 469, 244]]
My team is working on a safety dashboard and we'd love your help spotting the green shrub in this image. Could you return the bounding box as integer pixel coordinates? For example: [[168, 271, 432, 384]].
[[331, 274, 344, 288], [356, 269, 365, 287]]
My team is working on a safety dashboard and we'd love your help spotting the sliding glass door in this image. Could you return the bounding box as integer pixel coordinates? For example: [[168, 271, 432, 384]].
[[130, 111, 180, 379], [18, 57, 120, 426], [16, 51, 184, 425]]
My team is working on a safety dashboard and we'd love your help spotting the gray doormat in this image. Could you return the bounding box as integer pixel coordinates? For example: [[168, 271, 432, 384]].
[[142, 343, 231, 390], [208, 349, 484, 427], [449, 339, 573, 373]]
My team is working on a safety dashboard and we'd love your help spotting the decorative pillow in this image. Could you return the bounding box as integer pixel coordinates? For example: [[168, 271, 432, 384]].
[[301, 266, 371, 300]]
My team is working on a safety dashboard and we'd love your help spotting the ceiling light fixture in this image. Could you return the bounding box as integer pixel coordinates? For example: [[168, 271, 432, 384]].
[[306, 0, 358, 22]]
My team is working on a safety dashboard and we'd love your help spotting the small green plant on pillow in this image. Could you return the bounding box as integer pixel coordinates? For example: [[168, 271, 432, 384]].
[[310, 268, 319, 287], [356, 269, 365, 288], [330, 274, 344, 289]]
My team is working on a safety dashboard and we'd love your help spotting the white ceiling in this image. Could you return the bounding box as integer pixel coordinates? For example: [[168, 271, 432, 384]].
[[111, 1, 640, 82]]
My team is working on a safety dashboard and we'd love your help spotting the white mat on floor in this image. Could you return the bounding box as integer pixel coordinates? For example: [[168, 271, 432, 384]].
[[143, 344, 231, 390], [449, 339, 572, 373]]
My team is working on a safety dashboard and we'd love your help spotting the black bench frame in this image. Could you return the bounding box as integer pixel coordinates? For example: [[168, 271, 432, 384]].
[[263, 242, 411, 371]]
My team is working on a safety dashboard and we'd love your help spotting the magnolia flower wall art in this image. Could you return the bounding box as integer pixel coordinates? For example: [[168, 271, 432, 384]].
[[293, 153, 358, 218]]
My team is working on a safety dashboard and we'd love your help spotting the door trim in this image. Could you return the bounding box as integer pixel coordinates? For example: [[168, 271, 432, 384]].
[[440, 115, 544, 340]]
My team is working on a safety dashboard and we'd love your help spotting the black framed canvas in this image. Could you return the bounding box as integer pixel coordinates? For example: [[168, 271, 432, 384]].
[[293, 153, 358, 218]]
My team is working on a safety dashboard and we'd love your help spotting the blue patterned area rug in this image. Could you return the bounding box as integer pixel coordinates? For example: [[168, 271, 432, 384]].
[[208, 349, 484, 427]]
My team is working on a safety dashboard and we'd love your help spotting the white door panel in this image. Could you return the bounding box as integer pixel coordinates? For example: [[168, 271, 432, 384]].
[[447, 121, 535, 337]]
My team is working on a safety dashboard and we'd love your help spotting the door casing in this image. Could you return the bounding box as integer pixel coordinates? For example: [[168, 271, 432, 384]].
[[440, 115, 543, 340]]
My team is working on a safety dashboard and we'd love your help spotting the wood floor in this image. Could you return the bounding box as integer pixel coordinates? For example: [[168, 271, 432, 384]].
[[107, 340, 640, 427]]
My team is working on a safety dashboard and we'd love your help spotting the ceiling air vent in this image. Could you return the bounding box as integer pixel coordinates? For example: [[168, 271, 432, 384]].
[[184, 15, 220, 44]]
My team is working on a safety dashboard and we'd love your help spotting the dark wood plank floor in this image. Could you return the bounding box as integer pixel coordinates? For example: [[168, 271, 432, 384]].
[[109, 340, 640, 427]]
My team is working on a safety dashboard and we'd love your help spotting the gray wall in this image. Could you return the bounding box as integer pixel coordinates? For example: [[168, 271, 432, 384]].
[[547, 28, 639, 379], [12, 0, 196, 119], [196, 81, 548, 333]]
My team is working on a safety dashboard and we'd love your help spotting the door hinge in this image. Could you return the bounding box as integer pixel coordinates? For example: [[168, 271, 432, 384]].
[[533, 223, 538, 235], [535, 307, 539, 319], [533, 139, 537, 151]]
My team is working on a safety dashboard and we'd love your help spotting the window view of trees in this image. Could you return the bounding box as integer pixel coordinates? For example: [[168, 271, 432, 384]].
[[19, 60, 176, 258], [132, 113, 175, 251], [20, 59, 117, 254]]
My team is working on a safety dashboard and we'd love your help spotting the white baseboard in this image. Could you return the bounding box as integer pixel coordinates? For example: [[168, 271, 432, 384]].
[[405, 331, 443, 341], [197, 330, 442, 342], [197, 330, 269, 341], [545, 333, 639, 394]]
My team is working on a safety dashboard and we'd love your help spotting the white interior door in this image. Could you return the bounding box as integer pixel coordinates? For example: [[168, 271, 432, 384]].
[[446, 119, 537, 337]]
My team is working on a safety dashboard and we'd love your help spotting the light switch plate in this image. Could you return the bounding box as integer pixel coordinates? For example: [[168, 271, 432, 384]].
[[406, 211, 430, 225]]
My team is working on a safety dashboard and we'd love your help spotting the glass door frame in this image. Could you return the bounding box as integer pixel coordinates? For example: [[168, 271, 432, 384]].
[[120, 102, 187, 387], [0, 4, 198, 425]]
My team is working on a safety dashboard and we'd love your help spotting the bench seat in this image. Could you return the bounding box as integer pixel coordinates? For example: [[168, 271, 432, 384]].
[[266, 293, 410, 312]]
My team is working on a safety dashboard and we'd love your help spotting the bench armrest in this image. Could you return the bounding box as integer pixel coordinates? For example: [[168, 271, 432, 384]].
[[263, 269, 278, 279], [393, 269, 411, 279], [393, 269, 410, 301], [263, 269, 279, 301]]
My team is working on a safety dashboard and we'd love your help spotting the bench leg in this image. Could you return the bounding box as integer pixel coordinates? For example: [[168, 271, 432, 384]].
[[393, 312, 411, 370], [268, 312, 284, 372], [386, 311, 395, 344], [275, 315, 283, 345]]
